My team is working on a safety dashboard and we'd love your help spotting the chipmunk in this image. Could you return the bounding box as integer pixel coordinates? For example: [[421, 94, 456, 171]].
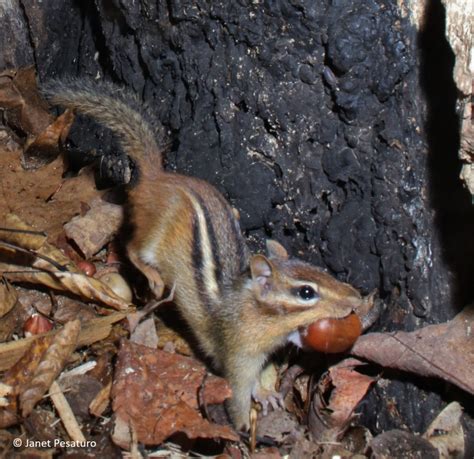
[[44, 79, 374, 430]]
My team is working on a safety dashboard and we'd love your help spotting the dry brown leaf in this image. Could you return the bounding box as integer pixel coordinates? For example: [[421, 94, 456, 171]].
[[22, 109, 75, 169], [53, 296, 97, 324], [1, 264, 72, 290], [0, 67, 53, 136], [20, 319, 81, 417], [0, 312, 125, 372], [112, 341, 237, 448], [308, 358, 376, 443], [0, 295, 27, 343], [0, 214, 131, 310], [255, 410, 302, 444], [57, 374, 102, 420], [63, 198, 124, 258], [0, 213, 47, 251], [0, 149, 101, 242], [51, 272, 131, 310], [0, 335, 53, 427], [2, 263, 130, 311], [0, 278, 18, 318], [351, 307, 474, 395], [130, 317, 159, 349], [423, 402, 465, 458]]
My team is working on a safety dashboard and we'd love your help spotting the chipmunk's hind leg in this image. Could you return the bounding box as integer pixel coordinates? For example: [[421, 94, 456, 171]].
[[127, 249, 165, 299]]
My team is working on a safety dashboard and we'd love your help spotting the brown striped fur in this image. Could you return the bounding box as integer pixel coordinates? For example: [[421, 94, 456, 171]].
[[44, 79, 374, 430]]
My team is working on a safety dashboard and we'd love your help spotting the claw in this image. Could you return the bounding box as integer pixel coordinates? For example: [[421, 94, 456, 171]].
[[251, 382, 285, 416]]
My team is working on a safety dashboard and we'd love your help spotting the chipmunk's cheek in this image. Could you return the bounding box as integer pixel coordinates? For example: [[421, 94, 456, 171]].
[[300, 313, 362, 353]]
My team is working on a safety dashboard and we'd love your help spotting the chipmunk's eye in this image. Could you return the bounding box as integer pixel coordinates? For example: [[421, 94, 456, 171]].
[[297, 285, 317, 301]]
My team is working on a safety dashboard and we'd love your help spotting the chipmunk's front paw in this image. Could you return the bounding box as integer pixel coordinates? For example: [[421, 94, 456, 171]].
[[252, 364, 285, 416]]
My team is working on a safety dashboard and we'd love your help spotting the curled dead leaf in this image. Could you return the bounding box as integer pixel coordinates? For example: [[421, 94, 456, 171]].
[[22, 109, 75, 169], [0, 67, 52, 136], [308, 358, 376, 443], [20, 319, 81, 417], [0, 278, 18, 318], [0, 214, 46, 251], [0, 214, 131, 310], [351, 307, 474, 395], [0, 335, 53, 427], [63, 198, 123, 259]]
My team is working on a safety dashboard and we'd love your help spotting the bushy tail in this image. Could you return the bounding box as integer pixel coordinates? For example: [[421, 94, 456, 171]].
[[42, 78, 162, 178]]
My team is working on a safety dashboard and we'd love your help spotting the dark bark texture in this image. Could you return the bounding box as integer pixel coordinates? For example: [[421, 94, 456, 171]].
[[1, 0, 473, 436]]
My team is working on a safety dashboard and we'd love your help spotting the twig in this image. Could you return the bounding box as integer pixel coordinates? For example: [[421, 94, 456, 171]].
[[127, 284, 176, 333], [89, 381, 112, 417], [0, 241, 67, 271], [249, 407, 258, 453], [49, 380, 86, 442], [0, 227, 47, 236]]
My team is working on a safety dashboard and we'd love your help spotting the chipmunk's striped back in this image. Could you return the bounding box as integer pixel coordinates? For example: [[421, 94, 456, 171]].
[[129, 172, 249, 358]]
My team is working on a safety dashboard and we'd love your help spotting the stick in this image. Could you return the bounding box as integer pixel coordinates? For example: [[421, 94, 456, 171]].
[[49, 380, 86, 442]]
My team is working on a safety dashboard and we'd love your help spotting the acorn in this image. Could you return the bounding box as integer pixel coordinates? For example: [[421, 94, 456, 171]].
[[24, 314, 54, 337], [98, 272, 133, 303], [77, 260, 97, 277], [301, 313, 362, 353]]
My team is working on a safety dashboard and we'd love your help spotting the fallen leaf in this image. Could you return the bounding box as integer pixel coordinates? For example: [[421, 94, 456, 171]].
[[20, 319, 81, 416], [0, 335, 53, 427], [130, 318, 159, 349], [423, 402, 465, 458], [351, 307, 474, 395], [0, 214, 131, 310], [0, 149, 101, 242], [22, 109, 75, 169], [308, 358, 376, 442], [63, 198, 123, 258], [0, 210, 47, 251], [0, 312, 126, 373], [53, 296, 97, 324], [0, 278, 18, 318], [18, 286, 53, 316], [0, 67, 52, 136], [112, 341, 237, 448], [58, 374, 103, 420], [0, 295, 27, 343], [255, 409, 302, 444]]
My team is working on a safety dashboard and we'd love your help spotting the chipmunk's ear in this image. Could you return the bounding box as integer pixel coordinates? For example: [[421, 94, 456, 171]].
[[250, 254, 273, 286], [266, 240, 289, 260]]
